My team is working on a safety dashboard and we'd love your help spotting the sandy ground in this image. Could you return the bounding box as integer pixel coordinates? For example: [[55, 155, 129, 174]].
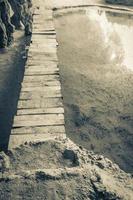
[[0, 138, 133, 199], [54, 7, 133, 173], [0, 1, 133, 199], [0, 31, 28, 150]]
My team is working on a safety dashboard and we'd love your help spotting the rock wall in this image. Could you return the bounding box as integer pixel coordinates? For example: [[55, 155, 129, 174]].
[[0, 0, 32, 48], [106, 0, 133, 5]]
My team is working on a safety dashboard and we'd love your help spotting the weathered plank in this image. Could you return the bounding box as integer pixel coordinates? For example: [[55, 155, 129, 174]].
[[22, 80, 61, 87], [24, 69, 59, 75], [31, 37, 56, 42], [32, 31, 56, 35], [30, 45, 57, 49], [23, 74, 60, 82], [13, 114, 64, 127], [25, 68, 59, 74], [25, 66, 58, 71], [30, 42, 57, 46], [27, 60, 58, 66], [30, 44, 56, 48], [10, 0, 66, 148], [26, 59, 58, 64], [11, 125, 65, 135], [21, 85, 61, 92], [9, 133, 66, 149], [28, 51, 57, 55], [32, 33, 56, 38], [32, 29, 55, 33], [29, 48, 56, 53], [16, 107, 64, 116], [25, 65, 58, 71], [27, 56, 58, 62], [29, 47, 56, 51], [19, 90, 62, 100], [17, 98, 63, 109]]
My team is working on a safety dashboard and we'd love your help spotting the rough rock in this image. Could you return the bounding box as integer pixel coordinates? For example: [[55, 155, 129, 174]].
[[0, 0, 32, 48], [9, 0, 33, 34], [0, 0, 14, 48], [0, 152, 10, 173], [0, 138, 132, 199]]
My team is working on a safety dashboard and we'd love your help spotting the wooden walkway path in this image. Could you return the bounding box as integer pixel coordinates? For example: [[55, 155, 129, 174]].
[[9, 0, 66, 148]]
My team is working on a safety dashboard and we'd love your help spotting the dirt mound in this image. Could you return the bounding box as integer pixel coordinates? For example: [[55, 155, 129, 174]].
[[4, 140, 80, 172], [0, 138, 133, 199]]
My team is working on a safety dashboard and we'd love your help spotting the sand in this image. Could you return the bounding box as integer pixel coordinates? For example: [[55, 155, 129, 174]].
[[54, 6, 133, 173], [0, 1, 133, 199], [0, 30, 27, 150], [0, 138, 133, 199]]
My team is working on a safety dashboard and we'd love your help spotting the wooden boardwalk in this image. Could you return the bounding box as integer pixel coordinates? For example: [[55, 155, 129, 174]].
[[9, 0, 66, 148]]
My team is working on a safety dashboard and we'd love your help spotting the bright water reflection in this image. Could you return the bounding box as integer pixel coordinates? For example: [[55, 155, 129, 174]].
[[85, 8, 133, 71]]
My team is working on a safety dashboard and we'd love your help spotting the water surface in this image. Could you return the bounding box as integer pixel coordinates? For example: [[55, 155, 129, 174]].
[[54, 7, 133, 172]]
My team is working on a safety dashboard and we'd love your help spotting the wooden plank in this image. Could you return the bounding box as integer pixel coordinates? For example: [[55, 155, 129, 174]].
[[27, 57, 58, 61], [28, 50, 57, 55], [31, 37, 57, 45], [22, 80, 61, 87], [30, 43, 57, 48], [17, 98, 63, 109], [29, 48, 56, 53], [11, 125, 65, 135], [30, 45, 57, 49], [32, 29, 55, 33], [25, 65, 58, 71], [30, 45, 56, 49], [29, 46, 56, 51], [33, 21, 53, 24], [32, 31, 56, 35], [16, 107, 64, 116], [24, 69, 59, 75], [33, 27, 55, 31], [23, 74, 60, 82], [25, 66, 58, 71], [33, 25, 54, 29], [31, 37, 56, 41], [25, 68, 59, 74], [27, 57, 58, 62], [32, 33, 56, 38], [32, 36, 57, 40], [26, 59, 57, 64], [33, 20, 53, 24], [26, 60, 58, 65], [19, 90, 62, 100], [28, 54, 57, 59], [13, 114, 64, 127], [9, 133, 66, 149], [21, 85, 61, 92]]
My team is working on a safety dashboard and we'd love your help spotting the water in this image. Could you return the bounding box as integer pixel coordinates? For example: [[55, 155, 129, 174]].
[[54, 7, 133, 172]]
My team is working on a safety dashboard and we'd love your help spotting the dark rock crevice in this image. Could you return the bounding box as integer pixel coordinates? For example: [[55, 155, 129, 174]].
[[0, 0, 32, 49]]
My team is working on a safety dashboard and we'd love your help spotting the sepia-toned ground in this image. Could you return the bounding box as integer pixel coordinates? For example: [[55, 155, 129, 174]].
[[54, 5, 133, 173], [0, 30, 26, 150], [0, 0, 133, 199]]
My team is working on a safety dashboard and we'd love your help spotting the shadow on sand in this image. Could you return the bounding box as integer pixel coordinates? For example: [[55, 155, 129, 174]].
[[0, 32, 30, 151]]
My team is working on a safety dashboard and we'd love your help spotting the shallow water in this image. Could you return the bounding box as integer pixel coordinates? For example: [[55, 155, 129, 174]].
[[54, 7, 133, 172]]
